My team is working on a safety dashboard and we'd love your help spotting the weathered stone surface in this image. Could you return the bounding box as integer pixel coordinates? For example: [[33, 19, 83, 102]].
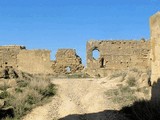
[[52, 49, 84, 74], [17, 50, 52, 74], [0, 45, 84, 75], [86, 40, 151, 77], [0, 67, 18, 79], [150, 12, 160, 84], [0, 45, 25, 68]]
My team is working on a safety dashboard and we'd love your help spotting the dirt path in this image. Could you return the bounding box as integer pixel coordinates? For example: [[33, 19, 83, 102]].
[[23, 78, 118, 120]]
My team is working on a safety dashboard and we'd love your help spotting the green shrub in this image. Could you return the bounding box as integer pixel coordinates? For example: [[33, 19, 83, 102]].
[[39, 84, 56, 97], [15, 88, 23, 93], [0, 91, 10, 99], [17, 80, 29, 88]]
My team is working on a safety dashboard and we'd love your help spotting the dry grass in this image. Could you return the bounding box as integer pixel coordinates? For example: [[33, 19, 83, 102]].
[[106, 69, 150, 107], [106, 85, 137, 106], [0, 73, 56, 120], [127, 76, 136, 87], [110, 71, 127, 81]]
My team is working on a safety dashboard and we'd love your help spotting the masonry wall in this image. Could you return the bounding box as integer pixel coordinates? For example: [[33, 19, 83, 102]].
[[17, 50, 52, 74], [0, 45, 84, 75], [0, 45, 25, 68], [150, 12, 160, 84], [52, 49, 84, 74], [86, 40, 151, 77]]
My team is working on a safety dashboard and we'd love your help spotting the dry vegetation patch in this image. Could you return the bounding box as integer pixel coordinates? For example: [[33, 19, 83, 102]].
[[0, 72, 56, 120], [106, 69, 150, 108]]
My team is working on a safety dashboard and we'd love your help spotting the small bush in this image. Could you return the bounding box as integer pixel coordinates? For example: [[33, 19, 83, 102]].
[[17, 80, 29, 88], [67, 73, 91, 78], [130, 68, 139, 72], [106, 85, 137, 106], [127, 76, 136, 87], [39, 84, 56, 97], [110, 72, 127, 80], [0, 91, 10, 99], [15, 88, 23, 93]]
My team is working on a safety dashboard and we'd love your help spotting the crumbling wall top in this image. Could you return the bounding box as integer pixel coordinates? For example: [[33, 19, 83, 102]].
[[56, 49, 77, 59], [0, 45, 26, 50]]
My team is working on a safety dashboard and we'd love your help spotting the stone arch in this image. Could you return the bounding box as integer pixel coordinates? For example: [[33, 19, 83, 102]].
[[92, 47, 100, 60]]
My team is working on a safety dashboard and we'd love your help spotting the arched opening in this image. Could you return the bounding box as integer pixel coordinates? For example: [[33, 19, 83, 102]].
[[92, 48, 100, 60], [66, 66, 71, 73], [100, 58, 105, 68]]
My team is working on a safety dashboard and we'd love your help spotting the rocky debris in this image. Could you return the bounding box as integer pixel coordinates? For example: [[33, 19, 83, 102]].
[[0, 68, 8, 79], [0, 67, 18, 79], [0, 91, 14, 119]]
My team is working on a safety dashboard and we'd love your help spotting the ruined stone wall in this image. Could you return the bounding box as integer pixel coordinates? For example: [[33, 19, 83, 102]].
[[86, 40, 151, 77], [150, 12, 160, 84], [0, 45, 84, 75], [52, 49, 84, 74], [17, 50, 52, 74], [0, 45, 25, 68]]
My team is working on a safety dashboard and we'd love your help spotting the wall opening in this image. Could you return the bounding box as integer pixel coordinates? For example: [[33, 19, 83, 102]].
[[100, 58, 105, 68], [66, 66, 71, 73], [92, 48, 100, 60]]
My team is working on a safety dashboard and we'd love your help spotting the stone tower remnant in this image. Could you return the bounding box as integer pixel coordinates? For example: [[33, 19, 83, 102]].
[[150, 12, 160, 84]]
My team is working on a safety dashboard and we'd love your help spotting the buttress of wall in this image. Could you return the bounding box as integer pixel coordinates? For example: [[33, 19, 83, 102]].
[[87, 40, 151, 71], [17, 50, 52, 74], [0, 45, 26, 68], [52, 49, 84, 74]]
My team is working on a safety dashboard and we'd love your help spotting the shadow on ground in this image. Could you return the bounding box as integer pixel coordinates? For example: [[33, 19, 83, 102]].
[[59, 79, 160, 120]]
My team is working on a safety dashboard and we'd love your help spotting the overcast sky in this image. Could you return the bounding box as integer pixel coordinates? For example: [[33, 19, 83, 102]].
[[0, 0, 159, 64]]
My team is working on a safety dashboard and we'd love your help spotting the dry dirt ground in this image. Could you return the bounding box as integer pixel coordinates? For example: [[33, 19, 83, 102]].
[[23, 77, 123, 120], [24, 78, 122, 120]]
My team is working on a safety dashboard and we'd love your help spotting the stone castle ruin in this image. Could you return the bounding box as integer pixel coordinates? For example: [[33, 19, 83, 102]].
[[0, 12, 160, 84], [0, 46, 83, 75], [52, 49, 84, 74], [86, 40, 151, 77]]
